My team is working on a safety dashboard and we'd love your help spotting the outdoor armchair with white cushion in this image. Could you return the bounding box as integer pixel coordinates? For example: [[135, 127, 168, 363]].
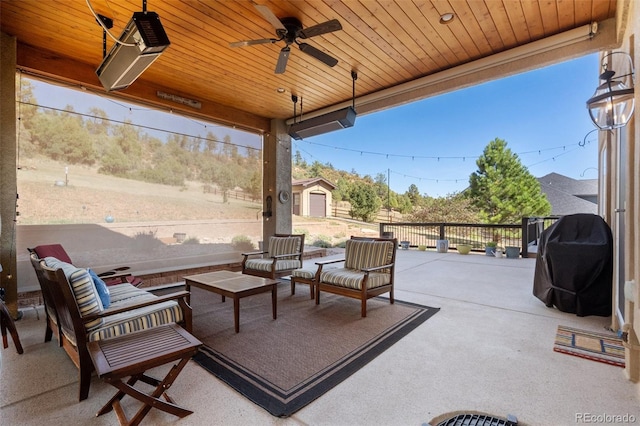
[[241, 234, 305, 280], [315, 236, 397, 317]]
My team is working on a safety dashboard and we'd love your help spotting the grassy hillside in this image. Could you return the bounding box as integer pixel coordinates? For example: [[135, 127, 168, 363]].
[[17, 158, 260, 225], [16, 158, 378, 249]]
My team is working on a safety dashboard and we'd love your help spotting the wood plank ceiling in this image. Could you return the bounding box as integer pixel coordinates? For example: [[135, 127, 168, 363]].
[[0, 0, 617, 133]]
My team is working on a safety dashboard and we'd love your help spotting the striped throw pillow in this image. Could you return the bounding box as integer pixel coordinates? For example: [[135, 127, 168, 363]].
[[44, 257, 104, 330]]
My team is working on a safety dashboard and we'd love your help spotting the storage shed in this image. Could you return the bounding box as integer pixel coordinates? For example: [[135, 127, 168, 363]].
[[291, 178, 336, 217]]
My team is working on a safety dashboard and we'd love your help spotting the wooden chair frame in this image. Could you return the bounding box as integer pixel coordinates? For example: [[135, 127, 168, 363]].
[[33, 258, 192, 401], [28, 244, 142, 287], [29, 252, 61, 345], [1, 300, 23, 354], [241, 233, 305, 280], [315, 237, 397, 317], [290, 272, 317, 299]]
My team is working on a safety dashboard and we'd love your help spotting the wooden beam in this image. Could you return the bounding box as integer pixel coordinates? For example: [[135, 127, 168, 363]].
[[15, 42, 271, 134]]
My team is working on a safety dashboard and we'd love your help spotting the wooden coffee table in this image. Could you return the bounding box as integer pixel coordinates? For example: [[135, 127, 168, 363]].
[[183, 271, 278, 333]]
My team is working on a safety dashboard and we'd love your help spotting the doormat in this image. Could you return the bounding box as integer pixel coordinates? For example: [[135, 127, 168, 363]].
[[553, 325, 625, 368]]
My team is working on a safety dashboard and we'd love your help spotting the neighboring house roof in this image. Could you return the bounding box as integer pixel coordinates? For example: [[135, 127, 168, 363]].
[[537, 172, 598, 215], [292, 177, 336, 189]]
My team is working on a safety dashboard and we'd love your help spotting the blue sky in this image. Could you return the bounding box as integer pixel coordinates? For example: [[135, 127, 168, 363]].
[[27, 53, 599, 197], [294, 53, 600, 196]]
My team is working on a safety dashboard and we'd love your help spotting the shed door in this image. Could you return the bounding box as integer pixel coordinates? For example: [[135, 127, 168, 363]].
[[293, 193, 300, 216], [309, 192, 326, 217]]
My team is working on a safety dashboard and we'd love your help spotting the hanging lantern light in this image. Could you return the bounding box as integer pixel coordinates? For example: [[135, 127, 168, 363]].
[[586, 52, 635, 130]]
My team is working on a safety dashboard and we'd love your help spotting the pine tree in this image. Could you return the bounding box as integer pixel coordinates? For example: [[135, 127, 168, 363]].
[[348, 181, 382, 222], [468, 138, 551, 223]]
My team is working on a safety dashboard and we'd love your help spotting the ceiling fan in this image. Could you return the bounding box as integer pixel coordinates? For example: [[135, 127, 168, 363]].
[[230, 4, 342, 74]]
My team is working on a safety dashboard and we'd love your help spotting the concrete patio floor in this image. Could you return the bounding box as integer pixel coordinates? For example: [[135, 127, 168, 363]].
[[1, 249, 638, 425]]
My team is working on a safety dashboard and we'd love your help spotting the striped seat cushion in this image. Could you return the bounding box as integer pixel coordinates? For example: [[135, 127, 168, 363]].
[[291, 267, 317, 280], [86, 300, 183, 342], [245, 258, 302, 272], [86, 283, 182, 341], [268, 236, 302, 260], [344, 240, 394, 271], [320, 268, 391, 290]]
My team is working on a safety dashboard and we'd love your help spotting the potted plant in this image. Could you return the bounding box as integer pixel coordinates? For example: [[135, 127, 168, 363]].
[[485, 241, 497, 256], [505, 246, 520, 259], [457, 244, 472, 255], [436, 239, 449, 253]]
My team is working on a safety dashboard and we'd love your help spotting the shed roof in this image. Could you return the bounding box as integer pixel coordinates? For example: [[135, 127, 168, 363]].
[[292, 178, 336, 190]]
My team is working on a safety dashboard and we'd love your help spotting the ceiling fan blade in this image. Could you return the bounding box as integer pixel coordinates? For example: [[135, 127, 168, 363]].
[[275, 46, 291, 74], [229, 38, 277, 48], [298, 43, 338, 68], [255, 4, 285, 31], [297, 19, 342, 39]]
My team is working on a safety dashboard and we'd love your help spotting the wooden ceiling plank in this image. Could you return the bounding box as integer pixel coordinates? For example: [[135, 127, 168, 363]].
[[537, 0, 561, 35], [484, 1, 519, 49], [502, 1, 532, 44], [313, 2, 405, 90], [369, 1, 440, 74], [444, 0, 494, 58], [387, 1, 446, 70], [431, 0, 483, 60], [465, 1, 505, 52], [556, 0, 576, 29], [590, 0, 614, 20], [573, 0, 592, 24], [330, 0, 422, 78], [396, 0, 453, 69], [319, 0, 412, 85], [409, 0, 463, 66], [519, 0, 546, 40]]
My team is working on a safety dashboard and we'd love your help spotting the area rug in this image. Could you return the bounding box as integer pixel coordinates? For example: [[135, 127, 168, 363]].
[[553, 325, 625, 368], [189, 285, 439, 417]]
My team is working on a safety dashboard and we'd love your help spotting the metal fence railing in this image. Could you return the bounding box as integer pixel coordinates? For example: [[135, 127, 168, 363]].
[[379, 216, 560, 257]]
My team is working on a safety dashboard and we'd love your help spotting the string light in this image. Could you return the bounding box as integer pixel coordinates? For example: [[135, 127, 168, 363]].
[[299, 137, 592, 162], [293, 133, 595, 190]]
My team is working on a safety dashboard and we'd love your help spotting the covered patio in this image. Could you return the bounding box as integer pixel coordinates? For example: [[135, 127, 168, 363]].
[[2, 250, 637, 425], [1, 0, 639, 421]]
